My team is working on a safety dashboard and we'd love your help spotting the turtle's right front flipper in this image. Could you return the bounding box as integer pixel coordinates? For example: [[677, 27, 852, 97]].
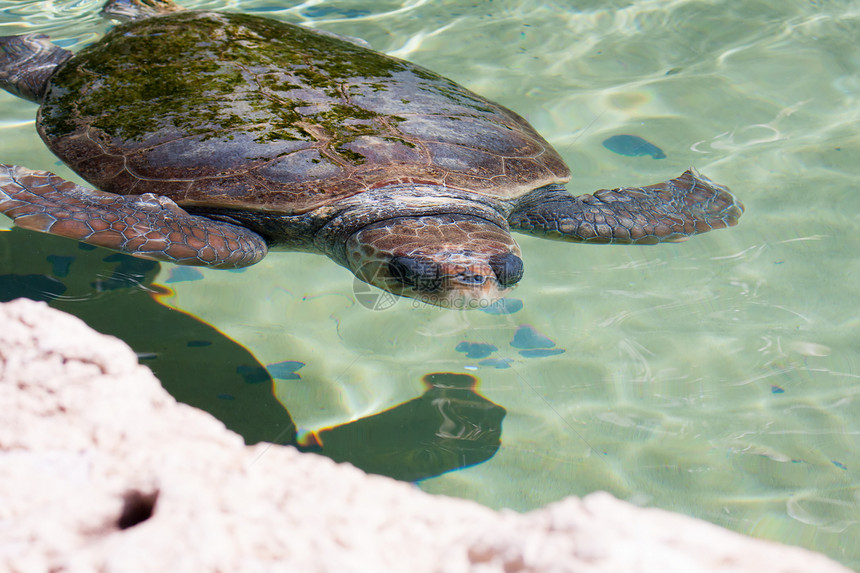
[[0, 34, 72, 103], [0, 165, 268, 268], [101, 0, 182, 21]]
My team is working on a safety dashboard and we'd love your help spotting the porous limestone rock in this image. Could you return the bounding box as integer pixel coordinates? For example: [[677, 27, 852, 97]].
[[0, 298, 852, 573]]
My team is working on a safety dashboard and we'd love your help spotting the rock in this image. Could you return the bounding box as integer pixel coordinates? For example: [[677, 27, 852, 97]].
[[0, 298, 851, 573]]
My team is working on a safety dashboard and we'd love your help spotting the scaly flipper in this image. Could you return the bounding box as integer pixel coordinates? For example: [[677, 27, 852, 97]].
[[0, 34, 72, 103], [0, 165, 267, 268], [508, 168, 743, 244], [101, 0, 182, 21]]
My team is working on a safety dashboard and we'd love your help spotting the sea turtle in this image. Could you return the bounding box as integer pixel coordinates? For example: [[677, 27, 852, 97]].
[[0, 0, 742, 308]]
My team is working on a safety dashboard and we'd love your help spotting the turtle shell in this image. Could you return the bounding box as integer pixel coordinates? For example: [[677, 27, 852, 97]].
[[38, 11, 570, 214]]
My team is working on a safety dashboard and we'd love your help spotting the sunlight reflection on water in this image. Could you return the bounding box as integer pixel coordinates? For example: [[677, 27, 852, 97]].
[[0, 0, 858, 569]]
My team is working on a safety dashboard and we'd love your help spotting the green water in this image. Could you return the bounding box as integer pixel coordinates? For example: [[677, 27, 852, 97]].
[[1, 0, 858, 568]]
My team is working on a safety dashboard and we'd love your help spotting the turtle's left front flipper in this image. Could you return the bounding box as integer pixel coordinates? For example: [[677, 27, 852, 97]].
[[509, 168, 743, 244], [0, 165, 268, 268]]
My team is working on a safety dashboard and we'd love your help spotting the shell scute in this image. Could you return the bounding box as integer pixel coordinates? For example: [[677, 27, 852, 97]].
[[423, 143, 504, 180]]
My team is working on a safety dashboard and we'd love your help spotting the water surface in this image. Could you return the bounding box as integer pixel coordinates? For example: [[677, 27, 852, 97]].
[[1, 0, 858, 568]]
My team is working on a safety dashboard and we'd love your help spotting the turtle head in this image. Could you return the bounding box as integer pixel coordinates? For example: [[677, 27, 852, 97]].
[[345, 214, 523, 309]]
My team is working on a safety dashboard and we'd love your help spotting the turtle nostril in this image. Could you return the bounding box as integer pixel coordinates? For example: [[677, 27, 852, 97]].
[[488, 252, 524, 287], [388, 256, 442, 292], [455, 272, 487, 286]]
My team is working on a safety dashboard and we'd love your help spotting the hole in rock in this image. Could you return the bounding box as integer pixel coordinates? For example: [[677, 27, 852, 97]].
[[117, 489, 159, 530]]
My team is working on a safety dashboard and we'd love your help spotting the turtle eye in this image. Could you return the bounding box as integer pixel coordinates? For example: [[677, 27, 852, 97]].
[[388, 256, 442, 292], [488, 253, 524, 287]]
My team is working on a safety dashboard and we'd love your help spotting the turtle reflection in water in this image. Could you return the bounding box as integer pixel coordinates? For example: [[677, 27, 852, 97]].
[[0, 0, 743, 308], [300, 373, 505, 482], [0, 227, 503, 481]]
